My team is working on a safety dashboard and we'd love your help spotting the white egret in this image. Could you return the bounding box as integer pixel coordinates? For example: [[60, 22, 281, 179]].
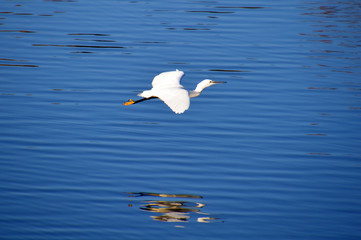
[[123, 70, 226, 114]]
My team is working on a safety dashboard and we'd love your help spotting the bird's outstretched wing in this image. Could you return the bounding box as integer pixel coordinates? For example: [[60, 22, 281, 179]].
[[152, 69, 185, 89], [156, 87, 190, 114]]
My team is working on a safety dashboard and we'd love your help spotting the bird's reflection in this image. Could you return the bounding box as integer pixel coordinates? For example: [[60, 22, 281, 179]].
[[128, 192, 218, 223]]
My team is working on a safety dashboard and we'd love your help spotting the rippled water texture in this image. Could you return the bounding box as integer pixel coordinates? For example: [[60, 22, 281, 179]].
[[1, 0, 361, 239]]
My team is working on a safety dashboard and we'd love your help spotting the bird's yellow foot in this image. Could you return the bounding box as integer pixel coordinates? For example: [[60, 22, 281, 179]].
[[123, 99, 135, 106]]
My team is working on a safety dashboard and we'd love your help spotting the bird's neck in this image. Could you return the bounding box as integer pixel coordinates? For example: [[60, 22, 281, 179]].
[[189, 83, 206, 98], [189, 90, 201, 98], [189, 80, 212, 98]]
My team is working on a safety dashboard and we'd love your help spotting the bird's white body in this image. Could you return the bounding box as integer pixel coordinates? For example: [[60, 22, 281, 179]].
[[127, 69, 225, 114], [138, 70, 190, 114]]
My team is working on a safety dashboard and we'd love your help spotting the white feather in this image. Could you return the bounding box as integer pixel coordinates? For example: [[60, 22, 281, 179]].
[[154, 87, 190, 114], [140, 70, 189, 113], [151, 69, 184, 89]]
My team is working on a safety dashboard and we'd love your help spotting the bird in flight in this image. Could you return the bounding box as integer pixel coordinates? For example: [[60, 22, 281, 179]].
[[123, 70, 226, 114]]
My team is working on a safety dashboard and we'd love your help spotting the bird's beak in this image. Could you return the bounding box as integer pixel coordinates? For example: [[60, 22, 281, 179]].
[[210, 81, 227, 84]]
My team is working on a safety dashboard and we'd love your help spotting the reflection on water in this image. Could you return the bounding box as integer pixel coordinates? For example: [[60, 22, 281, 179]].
[[301, 1, 361, 65], [128, 192, 219, 224], [0, 58, 38, 67], [300, 0, 361, 154], [32, 43, 125, 49]]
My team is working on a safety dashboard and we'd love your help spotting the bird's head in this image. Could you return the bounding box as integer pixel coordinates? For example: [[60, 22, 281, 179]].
[[195, 79, 226, 92]]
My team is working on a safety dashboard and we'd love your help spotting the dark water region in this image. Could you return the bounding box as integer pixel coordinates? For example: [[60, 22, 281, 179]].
[[1, 0, 361, 239]]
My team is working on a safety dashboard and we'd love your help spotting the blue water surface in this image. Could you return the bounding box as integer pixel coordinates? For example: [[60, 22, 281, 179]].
[[1, 0, 361, 239]]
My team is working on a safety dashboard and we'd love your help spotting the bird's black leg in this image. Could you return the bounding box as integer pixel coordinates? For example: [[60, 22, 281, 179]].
[[123, 96, 157, 106]]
